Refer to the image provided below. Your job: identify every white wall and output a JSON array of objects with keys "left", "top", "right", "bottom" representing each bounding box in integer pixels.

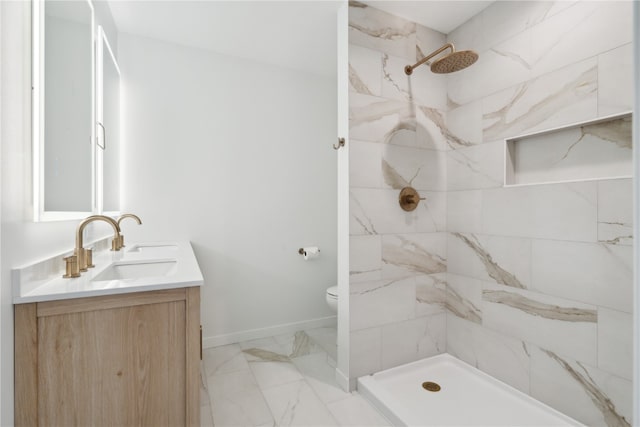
[{"left": 118, "top": 34, "right": 338, "bottom": 346}]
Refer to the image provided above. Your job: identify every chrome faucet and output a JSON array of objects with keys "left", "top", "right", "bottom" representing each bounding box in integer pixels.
[
  {"left": 116, "top": 213, "right": 142, "bottom": 248},
  {"left": 73, "top": 215, "right": 122, "bottom": 273}
]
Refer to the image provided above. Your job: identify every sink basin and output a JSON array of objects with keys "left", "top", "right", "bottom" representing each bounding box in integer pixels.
[
  {"left": 92, "top": 260, "right": 177, "bottom": 281},
  {"left": 127, "top": 244, "right": 178, "bottom": 254}
]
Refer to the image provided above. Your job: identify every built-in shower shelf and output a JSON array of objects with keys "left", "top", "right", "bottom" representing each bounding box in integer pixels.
[{"left": 504, "top": 112, "right": 632, "bottom": 187}]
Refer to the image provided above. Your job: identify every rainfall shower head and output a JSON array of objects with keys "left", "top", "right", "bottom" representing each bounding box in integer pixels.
[{"left": 404, "top": 43, "right": 478, "bottom": 75}]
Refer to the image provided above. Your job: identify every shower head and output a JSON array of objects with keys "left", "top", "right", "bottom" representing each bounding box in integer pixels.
[
  {"left": 404, "top": 43, "right": 478, "bottom": 75},
  {"left": 430, "top": 50, "right": 478, "bottom": 74}
]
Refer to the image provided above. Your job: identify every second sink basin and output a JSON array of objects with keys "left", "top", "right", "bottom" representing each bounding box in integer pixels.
[
  {"left": 92, "top": 260, "right": 177, "bottom": 281},
  {"left": 127, "top": 244, "right": 178, "bottom": 255}
]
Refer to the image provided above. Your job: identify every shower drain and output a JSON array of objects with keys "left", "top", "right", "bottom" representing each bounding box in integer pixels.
[{"left": 422, "top": 381, "right": 441, "bottom": 392}]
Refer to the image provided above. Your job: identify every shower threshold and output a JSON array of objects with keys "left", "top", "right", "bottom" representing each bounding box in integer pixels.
[{"left": 358, "top": 353, "right": 584, "bottom": 426}]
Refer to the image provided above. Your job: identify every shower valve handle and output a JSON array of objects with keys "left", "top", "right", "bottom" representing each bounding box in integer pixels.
[{"left": 399, "top": 187, "right": 425, "bottom": 212}]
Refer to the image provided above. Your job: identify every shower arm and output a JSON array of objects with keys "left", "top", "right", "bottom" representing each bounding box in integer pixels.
[{"left": 405, "top": 43, "right": 455, "bottom": 75}]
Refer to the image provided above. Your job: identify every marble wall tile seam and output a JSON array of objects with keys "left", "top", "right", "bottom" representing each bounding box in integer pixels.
[
  {"left": 444, "top": 311, "right": 532, "bottom": 394},
  {"left": 445, "top": 286, "right": 482, "bottom": 325},
  {"left": 462, "top": 57, "right": 598, "bottom": 123},
  {"left": 348, "top": 43, "right": 383, "bottom": 97},
  {"left": 596, "top": 306, "right": 633, "bottom": 380},
  {"left": 445, "top": 1, "right": 583, "bottom": 58},
  {"left": 348, "top": 1, "right": 417, "bottom": 61},
  {"left": 447, "top": 87, "right": 621, "bottom": 141},
  {"left": 457, "top": 227, "right": 599, "bottom": 246},
  {"left": 349, "top": 104, "right": 452, "bottom": 152},
  {"left": 530, "top": 345, "right": 632, "bottom": 427},
  {"left": 416, "top": 273, "right": 448, "bottom": 316},
  {"left": 596, "top": 178, "right": 633, "bottom": 247},
  {"left": 416, "top": 105, "right": 462, "bottom": 150},
  {"left": 448, "top": 245, "right": 631, "bottom": 316},
  {"left": 484, "top": 67, "right": 597, "bottom": 138},
  {"left": 482, "top": 288, "right": 597, "bottom": 323},
  {"left": 446, "top": 3, "right": 629, "bottom": 101},
  {"left": 455, "top": 275, "right": 601, "bottom": 321},
  {"left": 448, "top": 233, "right": 632, "bottom": 305},
  {"left": 446, "top": 266, "right": 632, "bottom": 320},
  {"left": 450, "top": 232, "right": 528, "bottom": 290},
  {"left": 449, "top": 231, "right": 629, "bottom": 251},
  {"left": 350, "top": 186, "right": 448, "bottom": 195},
  {"left": 446, "top": 319, "right": 629, "bottom": 426},
  {"left": 350, "top": 275, "right": 414, "bottom": 294},
  {"left": 446, "top": 146, "right": 504, "bottom": 191},
  {"left": 596, "top": 304, "right": 633, "bottom": 320},
  {"left": 528, "top": 48, "right": 630, "bottom": 91},
  {"left": 480, "top": 282, "right": 598, "bottom": 365}
]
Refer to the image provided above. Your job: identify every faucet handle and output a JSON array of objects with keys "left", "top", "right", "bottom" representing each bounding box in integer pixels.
[
  {"left": 85, "top": 248, "right": 95, "bottom": 268},
  {"left": 63, "top": 255, "right": 81, "bottom": 278}
]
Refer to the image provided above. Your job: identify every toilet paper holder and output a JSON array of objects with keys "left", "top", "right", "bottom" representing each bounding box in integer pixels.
[
  {"left": 298, "top": 247, "right": 320, "bottom": 255},
  {"left": 298, "top": 247, "right": 321, "bottom": 258}
]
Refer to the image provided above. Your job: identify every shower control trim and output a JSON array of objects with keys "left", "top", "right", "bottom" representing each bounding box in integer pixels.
[{"left": 399, "top": 187, "right": 425, "bottom": 212}]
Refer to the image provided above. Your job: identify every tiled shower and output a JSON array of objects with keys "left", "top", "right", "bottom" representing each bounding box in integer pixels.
[{"left": 346, "top": 2, "right": 633, "bottom": 426}]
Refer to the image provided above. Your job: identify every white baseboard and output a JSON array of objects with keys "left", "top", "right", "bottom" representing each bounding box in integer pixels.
[
  {"left": 335, "top": 367, "right": 353, "bottom": 392},
  {"left": 203, "top": 316, "right": 337, "bottom": 349}
]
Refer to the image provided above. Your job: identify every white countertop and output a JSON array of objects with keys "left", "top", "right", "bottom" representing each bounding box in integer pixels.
[{"left": 13, "top": 240, "right": 204, "bottom": 304}]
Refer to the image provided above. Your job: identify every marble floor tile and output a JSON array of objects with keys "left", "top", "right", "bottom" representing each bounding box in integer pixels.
[
  {"left": 274, "top": 330, "right": 325, "bottom": 359},
  {"left": 292, "top": 351, "right": 351, "bottom": 405},
  {"left": 304, "top": 327, "right": 338, "bottom": 361},
  {"left": 206, "top": 368, "right": 275, "bottom": 427},
  {"left": 326, "top": 393, "right": 391, "bottom": 427},
  {"left": 243, "top": 343, "right": 305, "bottom": 389},
  {"left": 203, "top": 343, "right": 250, "bottom": 377},
  {"left": 203, "top": 332, "right": 393, "bottom": 427},
  {"left": 239, "top": 336, "right": 279, "bottom": 350},
  {"left": 262, "top": 380, "right": 340, "bottom": 426},
  {"left": 200, "top": 362, "right": 215, "bottom": 427},
  {"left": 200, "top": 404, "right": 214, "bottom": 427},
  {"left": 208, "top": 368, "right": 261, "bottom": 398},
  {"left": 210, "top": 387, "right": 275, "bottom": 427}
]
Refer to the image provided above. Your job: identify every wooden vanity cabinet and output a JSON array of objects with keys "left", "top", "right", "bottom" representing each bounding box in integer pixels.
[{"left": 15, "top": 287, "right": 200, "bottom": 427}]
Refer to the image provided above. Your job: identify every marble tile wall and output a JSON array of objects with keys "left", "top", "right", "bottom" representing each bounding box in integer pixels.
[
  {"left": 347, "top": 1, "right": 449, "bottom": 378},
  {"left": 443, "top": 2, "right": 633, "bottom": 426},
  {"left": 348, "top": 2, "right": 633, "bottom": 426}
]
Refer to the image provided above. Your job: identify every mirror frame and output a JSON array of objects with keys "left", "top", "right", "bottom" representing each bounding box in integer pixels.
[
  {"left": 32, "top": 0, "right": 96, "bottom": 221},
  {"left": 96, "top": 25, "right": 121, "bottom": 217}
]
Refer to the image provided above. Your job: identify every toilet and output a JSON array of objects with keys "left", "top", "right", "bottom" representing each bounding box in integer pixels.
[{"left": 325, "top": 286, "right": 338, "bottom": 312}]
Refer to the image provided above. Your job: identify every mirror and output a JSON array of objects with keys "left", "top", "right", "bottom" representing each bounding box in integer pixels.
[
  {"left": 97, "top": 26, "right": 120, "bottom": 214},
  {"left": 33, "top": 0, "right": 95, "bottom": 221}
]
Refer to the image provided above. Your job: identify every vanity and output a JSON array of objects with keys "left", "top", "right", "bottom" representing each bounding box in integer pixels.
[{"left": 13, "top": 240, "right": 203, "bottom": 426}]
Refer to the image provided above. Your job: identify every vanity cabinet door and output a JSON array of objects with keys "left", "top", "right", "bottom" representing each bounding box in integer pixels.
[{"left": 15, "top": 287, "right": 200, "bottom": 426}]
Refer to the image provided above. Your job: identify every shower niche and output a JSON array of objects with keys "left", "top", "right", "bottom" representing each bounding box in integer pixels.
[{"left": 504, "top": 112, "right": 632, "bottom": 186}]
